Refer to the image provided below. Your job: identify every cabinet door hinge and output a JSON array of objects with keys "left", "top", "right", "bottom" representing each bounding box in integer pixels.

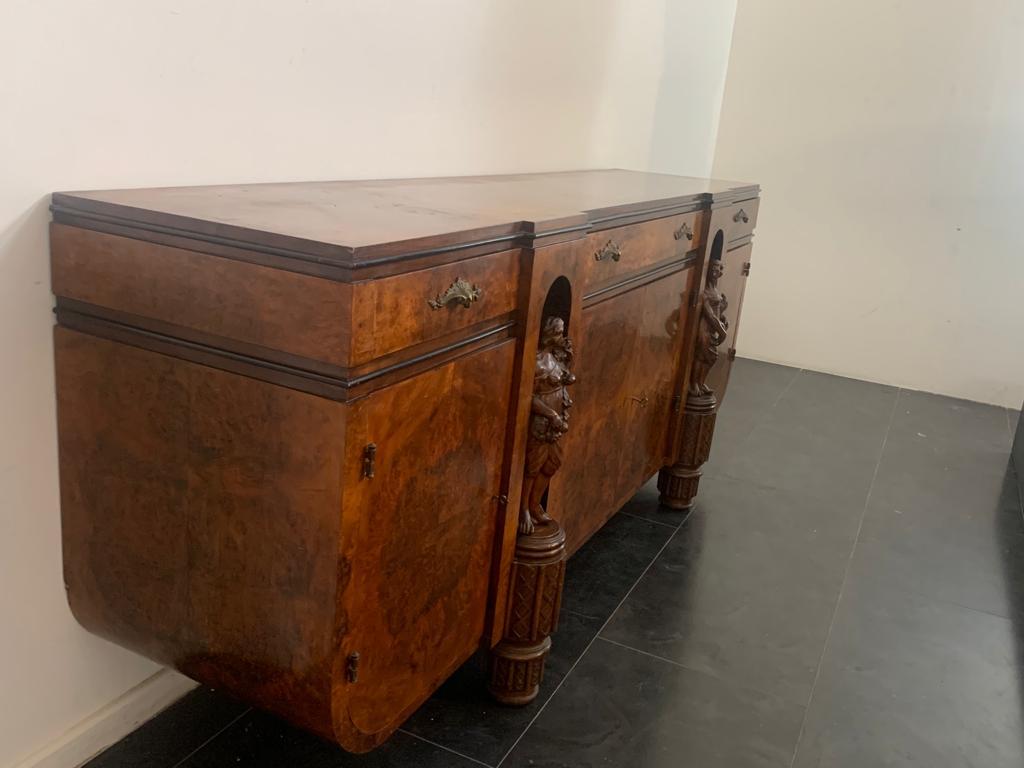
[
  {"left": 671, "top": 394, "right": 683, "bottom": 414},
  {"left": 361, "top": 444, "right": 377, "bottom": 479},
  {"left": 689, "top": 290, "right": 699, "bottom": 309},
  {"left": 346, "top": 651, "right": 360, "bottom": 683},
  {"left": 493, "top": 494, "right": 509, "bottom": 507},
  {"left": 742, "top": 261, "right": 751, "bottom": 276}
]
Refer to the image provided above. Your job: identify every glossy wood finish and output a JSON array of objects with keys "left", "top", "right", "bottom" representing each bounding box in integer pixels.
[
  {"left": 51, "top": 170, "right": 760, "bottom": 752},
  {"left": 582, "top": 211, "right": 703, "bottom": 293},
  {"left": 56, "top": 329, "right": 344, "bottom": 739},
  {"left": 335, "top": 341, "right": 515, "bottom": 750}
]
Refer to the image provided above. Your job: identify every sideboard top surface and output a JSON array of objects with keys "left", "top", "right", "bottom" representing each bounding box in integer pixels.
[{"left": 52, "top": 169, "right": 758, "bottom": 268}]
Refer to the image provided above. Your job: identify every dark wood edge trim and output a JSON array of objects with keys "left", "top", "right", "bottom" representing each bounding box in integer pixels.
[
  {"left": 51, "top": 187, "right": 758, "bottom": 276},
  {"left": 709, "top": 192, "right": 760, "bottom": 211},
  {"left": 54, "top": 297, "right": 518, "bottom": 382},
  {"left": 582, "top": 252, "right": 698, "bottom": 308},
  {"left": 55, "top": 307, "right": 516, "bottom": 400},
  {"left": 587, "top": 200, "right": 704, "bottom": 229}
]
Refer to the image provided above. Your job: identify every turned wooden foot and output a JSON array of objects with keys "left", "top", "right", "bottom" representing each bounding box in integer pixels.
[
  {"left": 487, "top": 520, "right": 566, "bottom": 705},
  {"left": 658, "top": 391, "right": 717, "bottom": 510}
]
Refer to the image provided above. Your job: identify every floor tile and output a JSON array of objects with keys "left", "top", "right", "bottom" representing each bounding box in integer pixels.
[
  {"left": 709, "top": 358, "right": 801, "bottom": 459},
  {"left": 852, "top": 472, "right": 1024, "bottom": 620},
  {"left": 603, "top": 477, "right": 859, "bottom": 706},
  {"left": 617, "top": 475, "right": 690, "bottom": 528},
  {"left": 178, "top": 710, "right": 483, "bottom": 768},
  {"left": 560, "top": 511, "right": 676, "bottom": 623},
  {"left": 401, "top": 609, "right": 601, "bottom": 766},
  {"left": 83, "top": 687, "right": 248, "bottom": 768},
  {"left": 709, "top": 371, "right": 896, "bottom": 506},
  {"left": 502, "top": 638, "right": 804, "bottom": 768},
  {"left": 893, "top": 388, "right": 1013, "bottom": 451},
  {"left": 792, "top": 576, "right": 1024, "bottom": 768}
]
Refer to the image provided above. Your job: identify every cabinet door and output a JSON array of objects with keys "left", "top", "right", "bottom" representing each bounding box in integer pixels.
[
  {"left": 557, "top": 288, "right": 643, "bottom": 553},
  {"left": 707, "top": 242, "right": 751, "bottom": 401},
  {"left": 335, "top": 340, "right": 515, "bottom": 745},
  {"left": 619, "top": 268, "right": 697, "bottom": 490}
]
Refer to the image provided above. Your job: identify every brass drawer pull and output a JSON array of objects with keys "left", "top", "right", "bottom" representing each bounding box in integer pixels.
[
  {"left": 428, "top": 277, "right": 481, "bottom": 310},
  {"left": 733, "top": 208, "right": 749, "bottom": 224},
  {"left": 594, "top": 240, "right": 622, "bottom": 262},
  {"left": 673, "top": 222, "right": 693, "bottom": 241},
  {"left": 630, "top": 392, "right": 649, "bottom": 408}
]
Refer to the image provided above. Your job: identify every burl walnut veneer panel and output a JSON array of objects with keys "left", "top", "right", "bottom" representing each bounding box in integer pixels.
[{"left": 51, "top": 169, "right": 759, "bottom": 752}]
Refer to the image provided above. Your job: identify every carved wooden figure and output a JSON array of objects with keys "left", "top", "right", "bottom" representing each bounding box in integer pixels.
[
  {"left": 50, "top": 170, "right": 758, "bottom": 751},
  {"left": 488, "top": 313, "right": 574, "bottom": 704}
]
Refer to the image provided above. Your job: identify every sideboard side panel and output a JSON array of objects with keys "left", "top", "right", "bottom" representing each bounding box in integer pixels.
[{"left": 55, "top": 328, "right": 345, "bottom": 738}]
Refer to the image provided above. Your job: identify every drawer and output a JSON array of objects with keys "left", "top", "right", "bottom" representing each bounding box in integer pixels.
[
  {"left": 725, "top": 198, "right": 760, "bottom": 242},
  {"left": 349, "top": 249, "right": 519, "bottom": 367},
  {"left": 583, "top": 211, "right": 703, "bottom": 293}
]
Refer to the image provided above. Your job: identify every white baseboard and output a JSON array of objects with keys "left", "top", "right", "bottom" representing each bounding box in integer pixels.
[{"left": 8, "top": 669, "right": 198, "bottom": 768}]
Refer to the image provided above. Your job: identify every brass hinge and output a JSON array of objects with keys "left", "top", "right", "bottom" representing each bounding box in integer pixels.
[
  {"left": 742, "top": 261, "right": 751, "bottom": 276},
  {"left": 671, "top": 394, "right": 683, "bottom": 413},
  {"left": 346, "top": 651, "right": 360, "bottom": 683},
  {"left": 689, "top": 290, "right": 699, "bottom": 309},
  {"left": 361, "top": 443, "right": 376, "bottom": 479},
  {"left": 493, "top": 494, "right": 509, "bottom": 507}
]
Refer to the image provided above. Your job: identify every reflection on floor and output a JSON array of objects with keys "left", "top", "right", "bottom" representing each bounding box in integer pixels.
[{"left": 85, "top": 359, "right": 1024, "bottom": 767}]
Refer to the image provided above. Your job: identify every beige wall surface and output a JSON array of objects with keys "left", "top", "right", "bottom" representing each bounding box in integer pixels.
[
  {"left": 0, "top": 1, "right": 738, "bottom": 765},
  {"left": 713, "top": 0, "right": 1024, "bottom": 408}
]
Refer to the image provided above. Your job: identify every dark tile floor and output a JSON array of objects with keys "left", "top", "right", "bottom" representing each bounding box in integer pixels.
[{"left": 84, "top": 359, "right": 1024, "bottom": 767}]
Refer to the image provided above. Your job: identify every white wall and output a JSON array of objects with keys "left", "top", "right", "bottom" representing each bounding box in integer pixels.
[
  {"left": 0, "top": 1, "right": 737, "bottom": 765},
  {"left": 713, "top": 0, "right": 1024, "bottom": 408}
]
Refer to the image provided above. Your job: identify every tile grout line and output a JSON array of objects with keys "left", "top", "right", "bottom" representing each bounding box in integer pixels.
[
  {"left": 397, "top": 728, "right": 495, "bottom": 767},
  {"left": 167, "top": 707, "right": 252, "bottom": 768},
  {"left": 594, "top": 635, "right": 801, "bottom": 709},
  {"left": 618, "top": 509, "right": 682, "bottom": 529},
  {"left": 704, "top": 364, "right": 803, "bottom": 472},
  {"left": 786, "top": 386, "right": 901, "bottom": 768},
  {"left": 493, "top": 521, "right": 685, "bottom": 768}
]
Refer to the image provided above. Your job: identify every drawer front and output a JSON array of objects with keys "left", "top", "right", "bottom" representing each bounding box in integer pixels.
[
  {"left": 725, "top": 198, "right": 760, "bottom": 243},
  {"left": 350, "top": 249, "right": 519, "bottom": 367},
  {"left": 51, "top": 223, "right": 352, "bottom": 368},
  {"left": 583, "top": 211, "right": 702, "bottom": 293}
]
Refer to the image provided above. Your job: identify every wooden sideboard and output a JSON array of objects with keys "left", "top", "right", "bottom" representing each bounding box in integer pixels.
[{"left": 50, "top": 170, "right": 759, "bottom": 752}]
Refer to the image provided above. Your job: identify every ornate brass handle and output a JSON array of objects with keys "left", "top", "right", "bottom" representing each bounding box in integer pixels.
[
  {"left": 594, "top": 240, "right": 622, "bottom": 262},
  {"left": 428, "top": 277, "right": 481, "bottom": 310},
  {"left": 630, "top": 392, "right": 649, "bottom": 408},
  {"left": 673, "top": 222, "right": 693, "bottom": 241},
  {"left": 733, "top": 208, "right": 749, "bottom": 224}
]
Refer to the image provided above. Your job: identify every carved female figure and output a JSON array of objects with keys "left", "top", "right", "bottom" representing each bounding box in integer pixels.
[
  {"left": 519, "top": 316, "right": 576, "bottom": 535},
  {"left": 689, "top": 259, "right": 729, "bottom": 397}
]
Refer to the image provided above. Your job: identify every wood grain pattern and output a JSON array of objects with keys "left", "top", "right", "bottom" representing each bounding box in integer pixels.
[
  {"left": 582, "top": 211, "right": 703, "bottom": 294},
  {"left": 51, "top": 223, "right": 352, "bottom": 367},
  {"left": 51, "top": 169, "right": 761, "bottom": 753},
  {"left": 56, "top": 328, "right": 345, "bottom": 739},
  {"left": 52, "top": 170, "right": 757, "bottom": 268},
  {"left": 333, "top": 340, "right": 515, "bottom": 750},
  {"left": 725, "top": 198, "right": 760, "bottom": 243},
  {"left": 350, "top": 249, "right": 519, "bottom": 366}
]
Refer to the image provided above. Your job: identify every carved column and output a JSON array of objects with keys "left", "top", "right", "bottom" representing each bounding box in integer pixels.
[
  {"left": 489, "top": 315, "right": 574, "bottom": 705},
  {"left": 659, "top": 259, "right": 728, "bottom": 511},
  {"left": 487, "top": 521, "right": 566, "bottom": 704},
  {"left": 658, "top": 392, "right": 716, "bottom": 509}
]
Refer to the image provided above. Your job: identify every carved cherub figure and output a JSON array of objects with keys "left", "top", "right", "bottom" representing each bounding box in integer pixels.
[
  {"left": 519, "top": 316, "right": 576, "bottom": 535},
  {"left": 689, "top": 259, "right": 729, "bottom": 397}
]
